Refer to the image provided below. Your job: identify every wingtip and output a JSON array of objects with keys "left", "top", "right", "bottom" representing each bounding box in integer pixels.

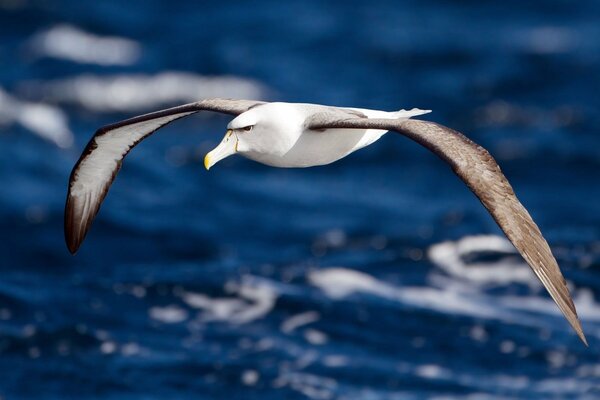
[
  {"left": 564, "top": 306, "right": 588, "bottom": 346},
  {"left": 64, "top": 197, "right": 82, "bottom": 255},
  {"left": 558, "top": 299, "right": 588, "bottom": 347},
  {"left": 66, "top": 238, "right": 80, "bottom": 255},
  {"left": 574, "top": 321, "right": 588, "bottom": 347},
  {"left": 560, "top": 288, "right": 588, "bottom": 347},
  {"left": 64, "top": 223, "right": 81, "bottom": 255}
]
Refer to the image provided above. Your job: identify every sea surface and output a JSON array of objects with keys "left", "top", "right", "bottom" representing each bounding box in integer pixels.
[{"left": 1, "top": 1, "right": 600, "bottom": 398}]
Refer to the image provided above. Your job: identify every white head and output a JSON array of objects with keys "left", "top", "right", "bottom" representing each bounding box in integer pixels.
[{"left": 204, "top": 103, "right": 303, "bottom": 169}]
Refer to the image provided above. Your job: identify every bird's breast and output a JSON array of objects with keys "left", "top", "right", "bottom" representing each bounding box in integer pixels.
[{"left": 243, "top": 128, "right": 388, "bottom": 168}]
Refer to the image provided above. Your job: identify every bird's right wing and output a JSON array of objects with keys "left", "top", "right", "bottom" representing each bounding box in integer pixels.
[
  {"left": 65, "top": 98, "right": 265, "bottom": 254},
  {"left": 307, "top": 113, "right": 587, "bottom": 345}
]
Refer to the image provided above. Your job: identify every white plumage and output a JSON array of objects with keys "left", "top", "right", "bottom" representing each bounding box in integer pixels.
[{"left": 212, "top": 102, "right": 430, "bottom": 168}]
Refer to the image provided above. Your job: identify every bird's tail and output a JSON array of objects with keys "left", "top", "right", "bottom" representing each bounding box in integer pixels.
[
  {"left": 392, "top": 108, "right": 432, "bottom": 119},
  {"left": 352, "top": 107, "right": 432, "bottom": 120}
]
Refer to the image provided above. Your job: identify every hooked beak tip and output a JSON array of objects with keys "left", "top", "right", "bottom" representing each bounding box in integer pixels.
[{"left": 204, "top": 129, "right": 236, "bottom": 171}]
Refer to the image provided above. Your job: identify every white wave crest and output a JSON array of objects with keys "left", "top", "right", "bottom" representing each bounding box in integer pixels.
[
  {"left": 0, "top": 87, "right": 73, "bottom": 148},
  {"left": 21, "top": 72, "right": 268, "bottom": 113},
  {"left": 309, "top": 261, "right": 600, "bottom": 341},
  {"left": 427, "top": 234, "right": 539, "bottom": 288},
  {"left": 309, "top": 267, "right": 506, "bottom": 321},
  {"left": 28, "top": 24, "right": 141, "bottom": 66},
  {"left": 181, "top": 277, "right": 277, "bottom": 324},
  {"left": 273, "top": 372, "right": 337, "bottom": 400},
  {"left": 148, "top": 305, "right": 188, "bottom": 324},
  {"left": 281, "top": 311, "right": 321, "bottom": 333},
  {"left": 428, "top": 235, "right": 600, "bottom": 323}
]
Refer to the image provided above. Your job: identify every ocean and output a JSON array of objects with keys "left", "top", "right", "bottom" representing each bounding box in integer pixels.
[{"left": 1, "top": 0, "right": 599, "bottom": 398}]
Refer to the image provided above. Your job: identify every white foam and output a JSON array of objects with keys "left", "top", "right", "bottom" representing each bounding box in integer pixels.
[
  {"left": 121, "top": 342, "right": 141, "bottom": 357},
  {"left": 148, "top": 305, "right": 188, "bottom": 324},
  {"left": 309, "top": 268, "right": 505, "bottom": 321},
  {"left": 309, "top": 264, "right": 600, "bottom": 341},
  {"left": 273, "top": 372, "right": 337, "bottom": 400},
  {"left": 309, "top": 267, "right": 391, "bottom": 300},
  {"left": 241, "top": 370, "right": 260, "bottom": 386},
  {"left": 500, "top": 287, "right": 600, "bottom": 323},
  {"left": 429, "top": 235, "right": 600, "bottom": 324},
  {"left": 570, "top": 288, "right": 600, "bottom": 321},
  {"left": 322, "top": 355, "right": 348, "bottom": 368},
  {"left": 310, "top": 232, "right": 600, "bottom": 343},
  {"left": 100, "top": 341, "right": 117, "bottom": 354},
  {"left": 0, "top": 87, "right": 73, "bottom": 148},
  {"left": 183, "top": 292, "right": 247, "bottom": 321},
  {"left": 181, "top": 277, "right": 277, "bottom": 324},
  {"left": 427, "top": 235, "right": 538, "bottom": 288},
  {"left": 413, "top": 362, "right": 598, "bottom": 398},
  {"left": 28, "top": 24, "right": 141, "bottom": 66},
  {"left": 415, "top": 364, "right": 451, "bottom": 380},
  {"left": 23, "top": 72, "right": 267, "bottom": 113},
  {"left": 304, "top": 329, "right": 328, "bottom": 345},
  {"left": 281, "top": 311, "right": 321, "bottom": 333}
]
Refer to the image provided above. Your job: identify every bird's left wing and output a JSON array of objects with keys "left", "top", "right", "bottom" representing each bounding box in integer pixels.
[
  {"left": 65, "top": 99, "right": 264, "bottom": 254},
  {"left": 307, "top": 112, "right": 587, "bottom": 345}
]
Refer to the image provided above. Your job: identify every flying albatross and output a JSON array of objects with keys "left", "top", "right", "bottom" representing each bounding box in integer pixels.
[{"left": 64, "top": 98, "right": 587, "bottom": 345}]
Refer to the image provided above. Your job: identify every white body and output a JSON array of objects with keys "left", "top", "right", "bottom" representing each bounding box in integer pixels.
[{"left": 226, "top": 102, "right": 430, "bottom": 168}]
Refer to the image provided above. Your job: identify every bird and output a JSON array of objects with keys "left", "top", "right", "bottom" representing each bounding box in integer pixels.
[{"left": 64, "top": 98, "right": 587, "bottom": 345}]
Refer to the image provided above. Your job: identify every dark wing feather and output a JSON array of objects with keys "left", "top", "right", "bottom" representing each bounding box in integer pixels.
[
  {"left": 307, "top": 114, "right": 587, "bottom": 345},
  {"left": 65, "top": 99, "right": 264, "bottom": 254}
]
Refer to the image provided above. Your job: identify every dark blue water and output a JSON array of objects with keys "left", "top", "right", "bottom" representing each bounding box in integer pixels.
[{"left": 1, "top": 1, "right": 600, "bottom": 398}]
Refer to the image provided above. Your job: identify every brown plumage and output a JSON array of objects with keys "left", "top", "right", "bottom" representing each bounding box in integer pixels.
[{"left": 307, "top": 114, "right": 587, "bottom": 345}]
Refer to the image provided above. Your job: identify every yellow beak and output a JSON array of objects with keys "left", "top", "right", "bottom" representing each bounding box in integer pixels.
[{"left": 204, "top": 130, "right": 237, "bottom": 170}]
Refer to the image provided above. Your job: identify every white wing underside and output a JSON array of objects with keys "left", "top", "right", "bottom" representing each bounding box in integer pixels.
[
  {"left": 67, "top": 113, "right": 193, "bottom": 244},
  {"left": 65, "top": 99, "right": 264, "bottom": 253}
]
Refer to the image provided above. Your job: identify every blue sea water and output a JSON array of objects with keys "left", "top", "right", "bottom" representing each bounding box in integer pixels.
[{"left": 1, "top": 0, "right": 600, "bottom": 398}]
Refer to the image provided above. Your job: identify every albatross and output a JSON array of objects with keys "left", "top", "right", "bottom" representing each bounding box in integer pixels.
[{"left": 64, "top": 98, "right": 587, "bottom": 345}]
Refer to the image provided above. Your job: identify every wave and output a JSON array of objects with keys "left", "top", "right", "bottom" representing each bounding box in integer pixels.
[
  {"left": 180, "top": 276, "right": 277, "bottom": 325},
  {"left": 309, "top": 267, "right": 512, "bottom": 322},
  {"left": 427, "top": 234, "right": 539, "bottom": 288},
  {"left": 27, "top": 24, "right": 141, "bottom": 66},
  {"left": 281, "top": 311, "right": 321, "bottom": 334},
  {"left": 309, "top": 234, "right": 600, "bottom": 339},
  {"left": 0, "top": 86, "right": 73, "bottom": 148},
  {"left": 20, "top": 72, "right": 269, "bottom": 113}
]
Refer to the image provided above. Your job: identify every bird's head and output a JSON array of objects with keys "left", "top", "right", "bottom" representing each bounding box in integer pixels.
[{"left": 204, "top": 103, "right": 301, "bottom": 169}]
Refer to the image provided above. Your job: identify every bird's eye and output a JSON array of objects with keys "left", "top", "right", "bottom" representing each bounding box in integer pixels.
[{"left": 242, "top": 125, "right": 253, "bottom": 132}]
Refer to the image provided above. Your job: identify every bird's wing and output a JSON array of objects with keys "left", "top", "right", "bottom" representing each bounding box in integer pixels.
[
  {"left": 65, "top": 98, "right": 265, "bottom": 254},
  {"left": 307, "top": 113, "right": 587, "bottom": 345}
]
